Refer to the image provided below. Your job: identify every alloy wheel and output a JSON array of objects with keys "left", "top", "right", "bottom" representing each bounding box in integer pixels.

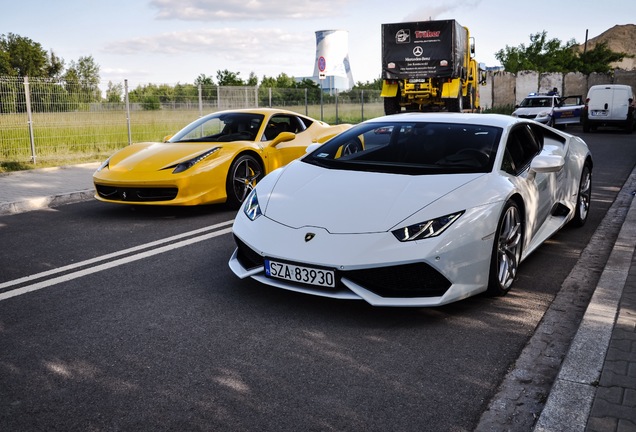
[
  {"left": 232, "top": 157, "right": 262, "bottom": 203},
  {"left": 497, "top": 204, "right": 522, "bottom": 289}
]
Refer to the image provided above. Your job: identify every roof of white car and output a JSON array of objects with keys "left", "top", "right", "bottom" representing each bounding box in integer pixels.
[{"left": 367, "top": 112, "right": 522, "bottom": 128}]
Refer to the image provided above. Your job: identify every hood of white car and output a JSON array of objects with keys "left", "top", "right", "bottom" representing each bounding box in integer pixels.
[
  {"left": 513, "top": 107, "right": 549, "bottom": 116},
  {"left": 262, "top": 161, "right": 484, "bottom": 234}
]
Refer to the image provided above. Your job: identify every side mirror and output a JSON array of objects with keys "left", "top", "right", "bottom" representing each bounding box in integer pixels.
[
  {"left": 163, "top": 135, "right": 173, "bottom": 143},
  {"left": 479, "top": 71, "right": 487, "bottom": 85},
  {"left": 269, "top": 131, "right": 295, "bottom": 146},
  {"left": 305, "top": 143, "right": 322, "bottom": 154},
  {"left": 530, "top": 154, "right": 564, "bottom": 173}
]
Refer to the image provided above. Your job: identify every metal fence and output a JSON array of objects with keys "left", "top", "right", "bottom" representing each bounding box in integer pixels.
[{"left": 0, "top": 76, "right": 384, "bottom": 164}]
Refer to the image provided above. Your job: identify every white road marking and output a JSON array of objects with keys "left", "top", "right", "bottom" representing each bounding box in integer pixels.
[{"left": 0, "top": 221, "right": 234, "bottom": 302}]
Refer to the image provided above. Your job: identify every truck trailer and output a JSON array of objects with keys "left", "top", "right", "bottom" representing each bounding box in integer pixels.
[{"left": 381, "top": 19, "right": 482, "bottom": 114}]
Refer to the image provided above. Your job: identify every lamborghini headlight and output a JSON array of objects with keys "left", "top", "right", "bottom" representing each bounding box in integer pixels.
[
  {"left": 243, "top": 189, "right": 262, "bottom": 221},
  {"left": 170, "top": 147, "right": 220, "bottom": 174},
  {"left": 392, "top": 211, "right": 464, "bottom": 242}
]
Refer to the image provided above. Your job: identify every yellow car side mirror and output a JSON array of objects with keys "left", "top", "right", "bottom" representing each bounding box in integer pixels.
[{"left": 270, "top": 131, "right": 295, "bottom": 146}]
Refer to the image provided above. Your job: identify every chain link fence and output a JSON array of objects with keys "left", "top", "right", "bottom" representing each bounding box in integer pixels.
[{"left": 0, "top": 76, "right": 383, "bottom": 164}]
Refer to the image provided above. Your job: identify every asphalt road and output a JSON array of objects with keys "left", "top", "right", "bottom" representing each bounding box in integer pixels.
[{"left": 0, "top": 127, "right": 634, "bottom": 431}]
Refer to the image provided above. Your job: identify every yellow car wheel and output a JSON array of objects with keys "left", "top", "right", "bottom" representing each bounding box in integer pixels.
[{"left": 226, "top": 154, "right": 263, "bottom": 209}]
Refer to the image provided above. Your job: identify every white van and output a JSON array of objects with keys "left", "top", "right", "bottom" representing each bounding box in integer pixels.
[{"left": 582, "top": 84, "right": 635, "bottom": 133}]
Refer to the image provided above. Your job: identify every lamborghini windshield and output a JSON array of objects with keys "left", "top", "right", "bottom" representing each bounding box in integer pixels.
[
  {"left": 304, "top": 121, "right": 502, "bottom": 175},
  {"left": 169, "top": 112, "right": 265, "bottom": 143}
]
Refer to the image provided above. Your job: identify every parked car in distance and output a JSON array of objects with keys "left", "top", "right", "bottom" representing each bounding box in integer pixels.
[
  {"left": 582, "top": 84, "right": 635, "bottom": 133},
  {"left": 512, "top": 93, "right": 584, "bottom": 128}
]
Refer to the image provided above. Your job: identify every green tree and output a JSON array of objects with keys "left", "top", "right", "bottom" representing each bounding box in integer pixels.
[
  {"left": 65, "top": 56, "right": 100, "bottom": 87},
  {"left": 216, "top": 69, "right": 244, "bottom": 86},
  {"left": 0, "top": 49, "right": 11, "bottom": 76},
  {"left": 577, "top": 42, "right": 632, "bottom": 74},
  {"left": 260, "top": 75, "right": 277, "bottom": 88},
  {"left": 173, "top": 82, "right": 199, "bottom": 104},
  {"left": 191, "top": 75, "right": 215, "bottom": 102},
  {"left": 142, "top": 95, "right": 161, "bottom": 110},
  {"left": 274, "top": 72, "right": 295, "bottom": 88},
  {"left": 46, "top": 50, "right": 65, "bottom": 79},
  {"left": 495, "top": 31, "right": 629, "bottom": 75},
  {"left": 495, "top": 31, "right": 577, "bottom": 73},
  {"left": 246, "top": 71, "right": 258, "bottom": 86},
  {"left": 129, "top": 82, "right": 191, "bottom": 109},
  {"left": 64, "top": 55, "right": 101, "bottom": 102},
  {"left": 294, "top": 78, "right": 321, "bottom": 101},
  {"left": 105, "top": 81, "right": 123, "bottom": 103},
  {"left": 353, "top": 77, "right": 382, "bottom": 90},
  {"left": 194, "top": 73, "right": 214, "bottom": 86},
  {"left": 0, "top": 33, "right": 48, "bottom": 76}
]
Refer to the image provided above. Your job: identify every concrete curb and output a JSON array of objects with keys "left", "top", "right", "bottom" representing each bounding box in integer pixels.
[
  {"left": 533, "top": 188, "right": 636, "bottom": 431},
  {"left": 476, "top": 167, "right": 636, "bottom": 431},
  {"left": 0, "top": 189, "right": 94, "bottom": 216}
]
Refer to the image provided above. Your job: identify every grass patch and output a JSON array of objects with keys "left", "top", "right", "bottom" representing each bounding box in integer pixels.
[
  {"left": 483, "top": 104, "right": 515, "bottom": 115},
  {"left": 0, "top": 153, "right": 108, "bottom": 173}
]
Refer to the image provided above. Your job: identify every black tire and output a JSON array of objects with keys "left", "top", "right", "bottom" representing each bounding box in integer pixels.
[
  {"left": 384, "top": 96, "right": 401, "bottom": 115},
  {"left": 625, "top": 112, "right": 634, "bottom": 134},
  {"left": 582, "top": 117, "right": 591, "bottom": 133},
  {"left": 487, "top": 200, "right": 523, "bottom": 296},
  {"left": 225, "top": 154, "right": 263, "bottom": 209},
  {"left": 569, "top": 163, "right": 592, "bottom": 227},
  {"left": 462, "top": 84, "right": 474, "bottom": 111},
  {"left": 447, "top": 92, "right": 463, "bottom": 113}
]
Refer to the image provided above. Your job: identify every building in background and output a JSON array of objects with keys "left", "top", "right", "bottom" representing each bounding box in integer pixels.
[{"left": 311, "top": 30, "right": 355, "bottom": 93}]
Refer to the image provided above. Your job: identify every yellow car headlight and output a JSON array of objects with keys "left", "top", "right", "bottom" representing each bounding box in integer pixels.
[{"left": 168, "top": 147, "right": 220, "bottom": 174}]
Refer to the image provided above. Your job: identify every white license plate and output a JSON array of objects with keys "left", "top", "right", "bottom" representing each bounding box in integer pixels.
[
  {"left": 264, "top": 259, "right": 336, "bottom": 288},
  {"left": 591, "top": 110, "right": 608, "bottom": 116}
]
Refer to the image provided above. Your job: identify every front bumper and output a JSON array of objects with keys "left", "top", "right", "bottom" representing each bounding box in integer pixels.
[{"left": 229, "top": 205, "right": 499, "bottom": 307}]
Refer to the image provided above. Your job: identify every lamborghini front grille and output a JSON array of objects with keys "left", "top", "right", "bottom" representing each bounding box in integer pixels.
[
  {"left": 345, "top": 262, "right": 451, "bottom": 298},
  {"left": 234, "top": 235, "right": 263, "bottom": 270}
]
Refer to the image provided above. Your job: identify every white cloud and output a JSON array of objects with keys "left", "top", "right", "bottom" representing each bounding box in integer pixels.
[
  {"left": 103, "top": 28, "right": 313, "bottom": 59},
  {"left": 149, "top": 0, "right": 353, "bottom": 21},
  {"left": 402, "top": 0, "right": 482, "bottom": 22},
  {"left": 101, "top": 27, "right": 317, "bottom": 83}
]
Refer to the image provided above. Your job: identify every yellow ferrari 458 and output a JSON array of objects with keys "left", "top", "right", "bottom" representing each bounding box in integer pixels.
[{"left": 93, "top": 108, "right": 351, "bottom": 208}]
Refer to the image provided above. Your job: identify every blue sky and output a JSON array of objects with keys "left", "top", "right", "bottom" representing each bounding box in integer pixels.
[{"left": 1, "top": 0, "right": 634, "bottom": 88}]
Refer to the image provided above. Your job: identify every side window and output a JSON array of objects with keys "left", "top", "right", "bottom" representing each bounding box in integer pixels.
[
  {"left": 298, "top": 116, "right": 313, "bottom": 129},
  {"left": 263, "top": 115, "right": 293, "bottom": 141},
  {"left": 502, "top": 125, "right": 541, "bottom": 175},
  {"left": 288, "top": 115, "right": 307, "bottom": 134}
]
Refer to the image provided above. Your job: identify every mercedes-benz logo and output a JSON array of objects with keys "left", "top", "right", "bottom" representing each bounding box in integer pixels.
[
  {"left": 413, "top": 46, "right": 424, "bottom": 57},
  {"left": 305, "top": 233, "right": 316, "bottom": 242}
]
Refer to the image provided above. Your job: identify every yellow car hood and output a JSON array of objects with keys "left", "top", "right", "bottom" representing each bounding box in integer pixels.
[{"left": 108, "top": 141, "right": 223, "bottom": 173}]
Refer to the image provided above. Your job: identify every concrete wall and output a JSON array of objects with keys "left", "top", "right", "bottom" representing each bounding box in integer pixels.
[{"left": 480, "top": 69, "right": 636, "bottom": 110}]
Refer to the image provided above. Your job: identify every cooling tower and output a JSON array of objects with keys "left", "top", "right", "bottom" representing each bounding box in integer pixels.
[{"left": 313, "top": 30, "right": 355, "bottom": 91}]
